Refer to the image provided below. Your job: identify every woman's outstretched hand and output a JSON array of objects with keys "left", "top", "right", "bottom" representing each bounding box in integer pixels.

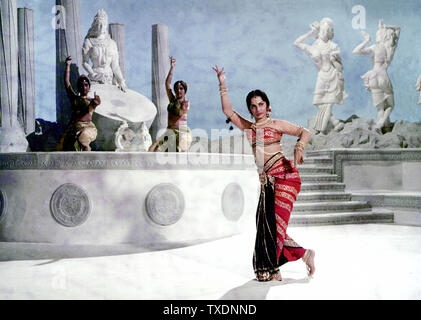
[
  {"left": 93, "top": 92, "right": 101, "bottom": 106},
  {"left": 212, "top": 65, "right": 226, "bottom": 84},
  {"left": 169, "top": 56, "right": 176, "bottom": 68},
  {"left": 294, "top": 149, "right": 305, "bottom": 166}
]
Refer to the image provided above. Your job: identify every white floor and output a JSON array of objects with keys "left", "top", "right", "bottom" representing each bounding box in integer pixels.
[{"left": 0, "top": 223, "right": 420, "bottom": 300}]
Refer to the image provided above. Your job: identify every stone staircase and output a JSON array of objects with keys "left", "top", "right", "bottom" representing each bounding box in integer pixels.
[{"left": 290, "top": 151, "right": 394, "bottom": 226}]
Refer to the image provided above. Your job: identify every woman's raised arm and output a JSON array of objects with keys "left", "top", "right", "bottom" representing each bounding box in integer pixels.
[
  {"left": 64, "top": 56, "right": 77, "bottom": 100},
  {"left": 166, "top": 56, "right": 176, "bottom": 101},
  {"left": 212, "top": 65, "right": 252, "bottom": 131}
]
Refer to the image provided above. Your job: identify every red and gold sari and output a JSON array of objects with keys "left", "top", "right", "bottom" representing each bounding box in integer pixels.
[{"left": 247, "top": 125, "right": 306, "bottom": 281}]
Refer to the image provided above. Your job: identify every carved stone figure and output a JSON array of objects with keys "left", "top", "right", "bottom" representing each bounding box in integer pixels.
[
  {"left": 114, "top": 121, "right": 152, "bottom": 152},
  {"left": 294, "top": 18, "right": 347, "bottom": 135},
  {"left": 353, "top": 20, "right": 400, "bottom": 131},
  {"left": 82, "top": 9, "right": 126, "bottom": 91},
  {"left": 81, "top": 9, "right": 156, "bottom": 151}
]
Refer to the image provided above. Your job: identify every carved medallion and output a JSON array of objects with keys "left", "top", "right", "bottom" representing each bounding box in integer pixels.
[
  {"left": 50, "top": 184, "right": 91, "bottom": 227},
  {"left": 0, "top": 190, "right": 7, "bottom": 223},
  {"left": 146, "top": 183, "right": 184, "bottom": 226},
  {"left": 222, "top": 183, "right": 245, "bottom": 221}
]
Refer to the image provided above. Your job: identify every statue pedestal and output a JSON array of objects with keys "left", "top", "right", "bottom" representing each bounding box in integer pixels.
[
  {"left": 0, "top": 127, "right": 29, "bottom": 152},
  {"left": 0, "top": 152, "right": 257, "bottom": 247},
  {"left": 89, "top": 83, "right": 157, "bottom": 151}
]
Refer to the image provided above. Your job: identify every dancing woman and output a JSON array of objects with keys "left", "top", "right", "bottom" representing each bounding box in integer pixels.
[
  {"left": 212, "top": 65, "right": 315, "bottom": 281},
  {"left": 56, "top": 56, "right": 101, "bottom": 151},
  {"left": 149, "top": 56, "right": 193, "bottom": 152}
]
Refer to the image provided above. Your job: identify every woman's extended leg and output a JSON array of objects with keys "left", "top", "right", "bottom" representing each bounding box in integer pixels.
[
  {"left": 302, "top": 249, "right": 316, "bottom": 276},
  {"left": 274, "top": 179, "right": 306, "bottom": 265}
]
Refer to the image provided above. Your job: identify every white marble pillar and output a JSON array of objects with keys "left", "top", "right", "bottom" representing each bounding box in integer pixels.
[
  {"left": 109, "top": 23, "right": 126, "bottom": 80},
  {"left": 150, "top": 24, "right": 170, "bottom": 141},
  {"left": 18, "top": 8, "right": 35, "bottom": 135},
  {"left": 55, "top": 0, "right": 83, "bottom": 127},
  {"left": 0, "top": 0, "right": 28, "bottom": 152}
]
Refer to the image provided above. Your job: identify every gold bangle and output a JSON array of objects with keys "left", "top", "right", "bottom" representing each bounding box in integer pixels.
[
  {"left": 294, "top": 141, "right": 305, "bottom": 151},
  {"left": 219, "top": 87, "right": 228, "bottom": 96}
]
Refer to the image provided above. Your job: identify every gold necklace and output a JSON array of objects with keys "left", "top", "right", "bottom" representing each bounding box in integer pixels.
[{"left": 254, "top": 117, "right": 271, "bottom": 127}]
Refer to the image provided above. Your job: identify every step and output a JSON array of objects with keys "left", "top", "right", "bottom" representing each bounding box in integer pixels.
[
  {"left": 290, "top": 211, "right": 394, "bottom": 226},
  {"left": 297, "top": 166, "right": 334, "bottom": 175},
  {"left": 303, "top": 157, "right": 333, "bottom": 167},
  {"left": 297, "top": 192, "right": 352, "bottom": 202},
  {"left": 293, "top": 201, "right": 371, "bottom": 214},
  {"left": 301, "top": 182, "right": 346, "bottom": 191},
  {"left": 306, "top": 150, "right": 335, "bottom": 158},
  {"left": 351, "top": 192, "right": 421, "bottom": 210},
  {"left": 300, "top": 174, "right": 338, "bottom": 182}
]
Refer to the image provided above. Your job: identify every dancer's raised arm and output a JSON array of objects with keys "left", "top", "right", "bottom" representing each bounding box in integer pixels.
[
  {"left": 166, "top": 56, "right": 176, "bottom": 101},
  {"left": 212, "top": 65, "right": 252, "bottom": 131},
  {"left": 64, "top": 56, "right": 77, "bottom": 100}
]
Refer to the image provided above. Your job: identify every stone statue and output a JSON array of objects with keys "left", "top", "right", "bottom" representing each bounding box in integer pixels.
[
  {"left": 353, "top": 20, "right": 400, "bottom": 131},
  {"left": 80, "top": 9, "right": 156, "bottom": 151},
  {"left": 416, "top": 75, "right": 421, "bottom": 104},
  {"left": 294, "top": 18, "right": 347, "bottom": 135},
  {"left": 115, "top": 121, "right": 152, "bottom": 152},
  {"left": 82, "top": 9, "right": 127, "bottom": 92}
]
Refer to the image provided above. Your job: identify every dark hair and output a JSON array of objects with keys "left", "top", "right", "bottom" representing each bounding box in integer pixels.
[
  {"left": 77, "top": 75, "right": 91, "bottom": 93},
  {"left": 246, "top": 89, "right": 270, "bottom": 115},
  {"left": 174, "top": 80, "right": 188, "bottom": 94}
]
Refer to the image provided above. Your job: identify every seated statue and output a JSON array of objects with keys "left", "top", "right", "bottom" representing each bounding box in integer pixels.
[
  {"left": 81, "top": 9, "right": 156, "bottom": 151},
  {"left": 82, "top": 9, "right": 127, "bottom": 92}
]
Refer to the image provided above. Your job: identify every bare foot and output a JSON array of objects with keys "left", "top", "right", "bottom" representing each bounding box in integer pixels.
[
  {"left": 303, "top": 249, "right": 316, "bottom": 277},
  {"left": 272, "top": 272, "right": 282, "bottom": 281}
]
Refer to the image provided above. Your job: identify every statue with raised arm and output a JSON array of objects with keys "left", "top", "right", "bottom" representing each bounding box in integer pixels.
[
  {"left": 353, "top": 20, "right": 400, "bottom": 131},
  {"left": 294, "top": 18, "right": 347, "bottom": 135},
  {"left": 82, "top": 9, "right": 127, "bottom": 92}
]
